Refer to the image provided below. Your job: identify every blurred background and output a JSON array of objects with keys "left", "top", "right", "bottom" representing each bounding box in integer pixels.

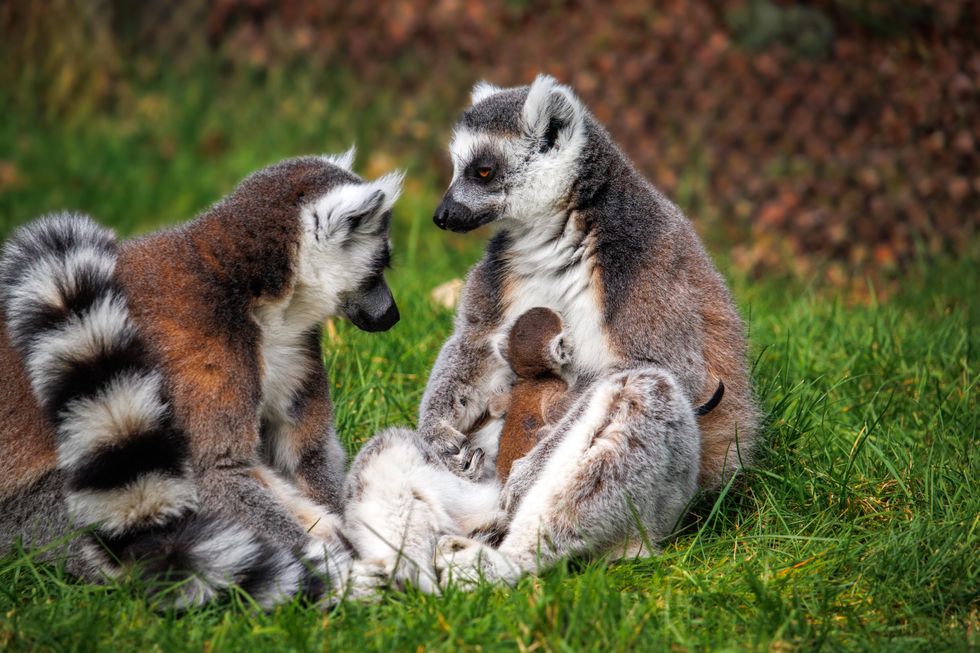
[{"left": 1, "top": 0, "right": 977, "bottom": 299}]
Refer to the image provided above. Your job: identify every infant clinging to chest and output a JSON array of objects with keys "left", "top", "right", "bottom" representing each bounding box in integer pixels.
[{"left": 493, "top": 307, "right": 575, "bottom": 483}]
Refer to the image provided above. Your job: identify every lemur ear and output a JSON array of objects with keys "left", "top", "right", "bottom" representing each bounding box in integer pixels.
[
  {"left": 346, "top": 170, "right": 404, "bottom": 230},
  {"left": 520, "top": 74, "right": 585, "bottom": 153},
  {"left": 322, "top": 145, "right": 356, "bottom": 172},
  {"left": 311, "top": 171, "right": 403, "bottom": 240},
  {"left": 470, "top": 80, "right": 503, "bottom": 105}
]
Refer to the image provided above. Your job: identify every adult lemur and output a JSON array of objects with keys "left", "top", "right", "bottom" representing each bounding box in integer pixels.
[
  {"left": 0, "top": 152, "right": 402, "bottom": 607},
  {"left": 345, "top": 75, "right": 758, "bottom": 589}
]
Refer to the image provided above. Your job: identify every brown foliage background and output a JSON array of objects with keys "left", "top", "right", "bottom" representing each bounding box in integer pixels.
[{"left": 3, "top": 0, "right": 978, "bottom": 289}]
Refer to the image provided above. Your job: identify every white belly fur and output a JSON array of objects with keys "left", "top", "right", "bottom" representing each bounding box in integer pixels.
[{"left": 470, "top": 218, "right": 619, "bottom": 458}]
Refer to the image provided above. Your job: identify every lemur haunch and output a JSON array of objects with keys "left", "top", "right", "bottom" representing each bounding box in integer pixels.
[
  {"left": 0, "top": 153, "right": 403, "bottom": 607},
  {"left": 414, "top": 74, "right": 759, "bottom": 586}
]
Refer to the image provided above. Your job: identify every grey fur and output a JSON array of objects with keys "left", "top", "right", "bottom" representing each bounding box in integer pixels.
[{"left": 419, "top": 74, "right": 759, "bottom": 586}]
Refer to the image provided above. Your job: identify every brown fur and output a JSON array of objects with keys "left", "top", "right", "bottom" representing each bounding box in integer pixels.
[
  {"left": 496, "top": 308, "right": 571, "bottom": 482},
  {"left": 0, "top": 313, "right": 57, "bottom": 499},
  {"left": 116, "top": 160, "right": 350, "bottom": 475},
  {"left": 605, "top": 215, "right": 756, "bottom": 485}
]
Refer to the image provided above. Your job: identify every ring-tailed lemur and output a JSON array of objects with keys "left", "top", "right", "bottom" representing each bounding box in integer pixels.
[
  {"left": 0, "top": 152, "right": 403, "bottom": 607},
  {"left": 346, "top": 74, "right": 759, "bottom": 590},
  {"left": 343, "top": 311, "right": 725, "bottom": 591}
]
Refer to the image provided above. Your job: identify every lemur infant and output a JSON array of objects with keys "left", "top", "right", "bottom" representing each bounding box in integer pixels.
[
  {"left": 495, "top": 306, "right": 727, "bottom": 483},
  {"left": 494, "top": 307, "right": 572, "bottom": 482}
]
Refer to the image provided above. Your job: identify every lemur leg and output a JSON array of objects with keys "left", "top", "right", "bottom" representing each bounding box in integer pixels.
[
  {"left": 435, "top": 367, "right": 700, "bottom": 588},
  {"left": 343, "top": 427, "right": 502, "bottom": 594}
]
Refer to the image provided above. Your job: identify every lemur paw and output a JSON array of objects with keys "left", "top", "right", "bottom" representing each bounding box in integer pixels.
[
  {"left": 488, "top": 392, "right": 511, "bottom": 419},
  {"left": 442, "top": 441, "right": 486, "bottom": 481},
  {"left": 434, "top": 535, "right": 521, "bottom": 590},
  {"left": 301, "top": 537, "right": 354, "bottom": 591},
  {"left": 467, "top": 511, "right": 510, "bottom": 548}
]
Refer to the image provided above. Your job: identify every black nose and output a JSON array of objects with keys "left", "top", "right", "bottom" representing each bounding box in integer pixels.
[
  {"left": 433, "top": 198, "right": 449, "bottom": 229},
  {"left": 433, "top": 196, "right": 473, "bottom": 231},
  {"left": 371, "top": 300, "right": 400, "bottom": 332},
  {"left": 350, "top": 300, "right": 400, "bottom": 333}
]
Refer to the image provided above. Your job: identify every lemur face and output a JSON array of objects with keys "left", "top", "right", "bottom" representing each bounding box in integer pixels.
[
  {"left": 284, "top": 151, "right": 404, "bottom": 332},
  {"left": 434, "top": 75, "right": 587, "bottom": 233}
]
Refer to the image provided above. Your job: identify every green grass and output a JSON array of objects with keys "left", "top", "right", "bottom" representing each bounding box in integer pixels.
[{"left": 1, "top": 70, "right": 977, "bottom": 652}]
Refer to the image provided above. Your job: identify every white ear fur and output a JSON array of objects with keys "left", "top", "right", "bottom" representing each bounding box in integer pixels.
[
  {"left": 369, "top": 170, "right": 405, "bottom": 214},
  {"left": 322, "top": 145, "right": 356, "bottom": 171},
  {"left": 471, "top": 80, "right": 503, "bottom": 105},
  {"left": 520, "top": 74, "right": 584, "bottom": 149},
  {"left": 312, "top": 171, "right": 402, "bottom": 239}
]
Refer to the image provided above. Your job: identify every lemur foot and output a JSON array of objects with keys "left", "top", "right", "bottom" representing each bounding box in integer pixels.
[
  {"left": 434, "top": 535, "right": 521, "bottom": 590},
  {"left": 338, "top": 559, "right": 391, "bottom": 603},
  {"left": 301, "top": 537, "right": 354, "bottom": 593},
  {"left": 466, "top": 510, "right": 511, "bottom": 547}
]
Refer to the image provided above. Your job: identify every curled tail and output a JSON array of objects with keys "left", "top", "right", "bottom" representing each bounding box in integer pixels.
[
  {"left": 0, "top": 213, "right": 331, "bottom": 607},
  {"left": 694, "top": 380, "right": 725, "bottom": 417}
]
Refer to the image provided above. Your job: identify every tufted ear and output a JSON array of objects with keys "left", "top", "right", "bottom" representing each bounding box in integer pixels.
[
  {"left": 346, "top": 170, "right": 404, "bottom": 231},
  {"left": 520, "top": 74, "right": 585, "bottom": 153},
  {"left": 322, "top": 145, "right": 356, "bottom": 172},
  {"left": 470, "top": 80, "right": 503, "bottom": 105},
  {"left": 311, "top": 170, "right": 403, "bottom": 240}
]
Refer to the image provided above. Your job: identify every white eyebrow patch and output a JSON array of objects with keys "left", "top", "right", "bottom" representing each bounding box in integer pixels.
[{"left": 448, "top": 128, "right": 502, "bottom": 182}]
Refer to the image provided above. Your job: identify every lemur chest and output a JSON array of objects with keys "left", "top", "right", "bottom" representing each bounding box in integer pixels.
[
  {"left": 465, "top": 246, "right": 617, "bottom": 462},
  {"left": 498, "top": 251, "right": 617, "bottom": 376},
  {"left": 254, "top": 302, "right": 317, "bottom": 425}
]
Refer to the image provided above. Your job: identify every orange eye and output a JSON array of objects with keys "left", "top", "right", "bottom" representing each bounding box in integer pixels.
[{"left": 478, "top": 167, "right": 491, "bottom": 178}]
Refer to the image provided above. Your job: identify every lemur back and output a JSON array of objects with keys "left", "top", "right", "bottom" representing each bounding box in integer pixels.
[{"left": 0, "top": 153, "right": 404, "bottom": 607}]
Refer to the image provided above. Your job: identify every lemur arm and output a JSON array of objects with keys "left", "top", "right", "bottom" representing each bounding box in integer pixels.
[
  {"left": 163, "top": 326, "right": 347, "bottom": 564},
  {"left": 273, "top": 339, "right": 347, "bottom": 514}
]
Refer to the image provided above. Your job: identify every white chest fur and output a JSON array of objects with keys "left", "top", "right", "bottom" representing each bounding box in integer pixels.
[
  {"left": 464, "top": 217, "right": 618, "bottom": 462},
  {"left": 253, "top": 292, "right": 322, "bottom": 469},
  {"left": 498, "top": 216, "right": 617, "bottom": 376}
]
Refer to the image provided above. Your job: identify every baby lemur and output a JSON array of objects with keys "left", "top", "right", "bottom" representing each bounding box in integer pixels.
[
  {"left": 494, "top": 307, "right": 571, "bottom": 482},
  {"left": 495, "top": 307, "right": 725, "bottom": 483}
]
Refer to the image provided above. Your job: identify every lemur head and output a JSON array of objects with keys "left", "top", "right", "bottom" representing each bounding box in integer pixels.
[
  {"left": 231, "top": 151, "right": 404, "bottom": 332},
  {"left": 503, "top": 307, "right": 566, "bottom": 379},
  {"left": 433, "top": 74, "right": 588, "bottom": 233}
]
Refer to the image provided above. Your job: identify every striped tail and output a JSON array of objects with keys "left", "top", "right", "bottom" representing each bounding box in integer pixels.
[{"left": 0, "top": 213, "right": 333, "bottom": 608}]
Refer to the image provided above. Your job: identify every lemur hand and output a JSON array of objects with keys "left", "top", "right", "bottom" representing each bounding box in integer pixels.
[{"left": 442, "top": 439, "right": 486, "bottom": 480}]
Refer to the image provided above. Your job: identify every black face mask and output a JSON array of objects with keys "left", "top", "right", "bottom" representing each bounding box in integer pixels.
[
  {"left": 432, "top": 196, "right": 500, "bottom": 233},
  {"left": 343, "top": 276, "right": 400, "bottom": 332}
]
